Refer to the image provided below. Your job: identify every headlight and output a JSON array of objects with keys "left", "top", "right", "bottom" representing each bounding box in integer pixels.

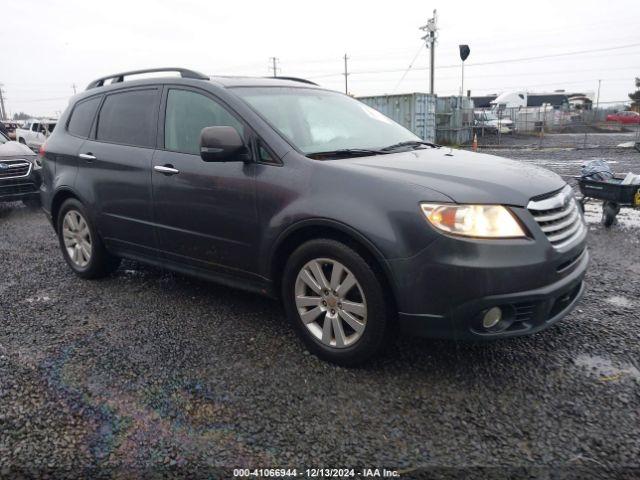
[{"left": 420, "top": 203, "right": 526, "bottom": 238}]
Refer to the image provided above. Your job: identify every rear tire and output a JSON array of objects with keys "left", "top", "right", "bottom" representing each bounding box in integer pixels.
[
  {"left": 56, "top": 198, "right": 120, "bottom": 279},
  {"left": 282, "top": 239, "right": 392, "bottom": 366}
]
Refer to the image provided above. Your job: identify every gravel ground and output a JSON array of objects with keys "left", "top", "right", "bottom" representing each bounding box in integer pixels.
[{"left": 1, "top": 135, "right": 639, "bottom": 478}]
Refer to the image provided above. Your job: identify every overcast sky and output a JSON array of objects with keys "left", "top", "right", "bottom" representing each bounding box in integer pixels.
[{"left": 2, "top": 0, "right": 639, "bottom": 117}]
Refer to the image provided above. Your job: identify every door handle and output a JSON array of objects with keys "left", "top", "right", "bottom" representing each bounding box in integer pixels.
[
  {"left": 154, "top": 165, "right": 180, "bottom": 175},
  {"left": 79, "top": 153, "right": 96, "bottom": 161}
]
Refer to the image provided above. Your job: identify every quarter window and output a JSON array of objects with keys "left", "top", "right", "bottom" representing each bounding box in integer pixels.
[
  {"left": 68, "top": 96, "right": 102, "bottom": 138},
  {"left": 96, "top": 89, "right": 158, "bottom": 147},
  {"left": 164, "top": 89, "right": 244, "bottom": 155}
]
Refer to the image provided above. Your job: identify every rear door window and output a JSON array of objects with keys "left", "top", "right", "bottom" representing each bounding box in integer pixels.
[
  {"left": 68, "top": 97, "right": 101, "bottom": 138},
  {"left": 96, "top": 89, "right": 158, "bottom": 147}
]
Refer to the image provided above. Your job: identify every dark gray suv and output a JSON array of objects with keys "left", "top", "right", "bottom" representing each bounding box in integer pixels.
[
  {"left": 0, "top": 131, "right": 42, "bottom": 208},
  {"left": 40, "top": 68, "right": 588, "bottom": 365}
]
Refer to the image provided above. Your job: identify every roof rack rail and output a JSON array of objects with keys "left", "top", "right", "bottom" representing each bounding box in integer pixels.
[
  {"left": 269, "top": 76, "right": 318, "bottom": 86},
  {"left": 86, "top": 68, "right": 210, "bottom": 90}
]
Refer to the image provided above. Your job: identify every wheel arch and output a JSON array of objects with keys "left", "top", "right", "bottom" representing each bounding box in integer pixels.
[
  {"left": 269, "top": 219, "right": 399, "bottom": 311},
  {"left": 50, "top": 188, "right": 84, "bottom": 233}
]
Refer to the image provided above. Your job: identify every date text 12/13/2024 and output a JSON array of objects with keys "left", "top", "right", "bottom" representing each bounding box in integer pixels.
[{"left": 233, "top": 468, "right": 400, "bottom": 477}]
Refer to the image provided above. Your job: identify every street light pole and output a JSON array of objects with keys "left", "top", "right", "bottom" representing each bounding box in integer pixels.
[{"left": 458, "top": 45, "right": 470, "bottom": 97}]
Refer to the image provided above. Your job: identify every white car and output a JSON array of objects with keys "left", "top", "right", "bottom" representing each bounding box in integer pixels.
[
  {"left": 474, "top": 111, "right": 514, "bottom": 135},
  {"left": 15, "top": 118, "right": 57, "bottom": 152}
]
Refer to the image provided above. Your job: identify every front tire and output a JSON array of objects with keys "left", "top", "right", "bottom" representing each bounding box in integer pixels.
[
  {"left": 282, "top": 239, "right": 392, "bottom": 366},
  {"left": 56, "top": 198, "right": 120, "bottom": 279}
]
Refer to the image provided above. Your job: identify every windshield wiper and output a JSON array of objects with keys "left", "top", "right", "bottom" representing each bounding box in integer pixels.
[
  {"left": 380, "top": 140, "right": 439, "bottom": 151},
  {"left": 307, "top": 148, "right": 386, "bottom": 159}
]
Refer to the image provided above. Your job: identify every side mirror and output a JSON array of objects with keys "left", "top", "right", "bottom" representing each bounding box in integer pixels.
[{"left": 199, "top": 126, "right": 250, "bottom": 162}]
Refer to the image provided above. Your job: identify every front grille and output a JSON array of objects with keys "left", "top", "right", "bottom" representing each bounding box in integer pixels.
[
  {"left": 527, "top": 185, "right": 585, "bottom": 249},
  {"left": 0, "top": 182, "right": 37, "bottom": 196},
  {"left": 0, "top": 159, "right": 32, "bottom": 179}
]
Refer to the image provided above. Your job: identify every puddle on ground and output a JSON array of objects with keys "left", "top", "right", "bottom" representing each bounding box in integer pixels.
[
  {"left": 574, "top": 354, "right": 640, "bottom": 382},
  {"left": 605, "top": 296, "right": 635, "bottom": 308},
  {"left": 121, "top": 269, "right": 147, "bottom": 277},
  {"left": 23, "top": 292, "right": 53, "bottom": 303},
  {"left": 583, "top": 202, "right": 640, "bottom": 229}
]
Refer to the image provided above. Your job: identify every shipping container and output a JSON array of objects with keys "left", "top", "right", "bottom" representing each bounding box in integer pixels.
[
  {"left": 357, "top": 93, "right": 436, "bottom": 143},
  {"left": 435, "top": 96, "right": 474, "bottom": 145}
]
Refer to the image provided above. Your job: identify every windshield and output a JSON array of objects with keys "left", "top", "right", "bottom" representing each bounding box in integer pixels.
[
  {"left": 484, "top": 111, "right": 499, "bottom": 121},
  {"left": 233, "top": 87, "right": 421, "bottom": 154},
  {"left": 0, "top": 132, "right": 8, "bottom": 144}
]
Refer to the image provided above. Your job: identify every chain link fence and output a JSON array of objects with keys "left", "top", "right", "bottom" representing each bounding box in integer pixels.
[
  {"left": 458, "top": 100, "right": 640, "bottom": 149},
  {"left": 358, "top": 94, "right": 640, "bottom": 149}
]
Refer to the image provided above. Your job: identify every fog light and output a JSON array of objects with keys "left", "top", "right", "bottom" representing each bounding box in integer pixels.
[{"left": 482, "top": 307, "right": 502, "bottom": 329}]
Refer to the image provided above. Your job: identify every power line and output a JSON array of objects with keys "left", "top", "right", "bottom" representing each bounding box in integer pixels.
[
  {"left": 308, "top": 42, "right": 640, "bottom": 79},
  {"left": 348, "top": 65, "right": 639, "bottom": 84},
  {"left": 11, "top": 96, "right": 70, "bottom": 103},
  {"left": 391, "top": 44, "right": 425, "bottom": 94}
]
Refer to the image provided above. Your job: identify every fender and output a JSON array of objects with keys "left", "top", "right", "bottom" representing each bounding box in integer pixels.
[
  {"left": 266, "top": 217, "right": 400, "bottom": 302},
  {"left": 49, "top": 186, "right": 91, "bottom": 231}
]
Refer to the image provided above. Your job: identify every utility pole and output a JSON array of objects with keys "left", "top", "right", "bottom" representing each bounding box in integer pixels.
[
  {"left": 343, "top": 54, "right": 349, "bottom": 95},
  {"left": 596, "top": 79, "right": 601, "bottom": 109},
  {"left": 72, "top": 83, "right": 77, "bottom": 95},
  {"left": 420, "top": 9, "right": 438, "bottom": 95},
  {"left": 0, "top": 84, "right": 6, "bottom": 120},
  {"left": 269, "top": 57, "right": 279, "bottom": 78}
]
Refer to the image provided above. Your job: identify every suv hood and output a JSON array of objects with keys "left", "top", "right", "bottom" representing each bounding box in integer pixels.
[
  {"left": 334, "top": 147, "right": 565, "bottom": 206},
  {"left": 0, "top": 141, "right": 35, "bottom": 157}
]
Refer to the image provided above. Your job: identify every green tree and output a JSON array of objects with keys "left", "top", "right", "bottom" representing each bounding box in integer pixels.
[{"left": 12, "top": 112, "right": 31, "bottom": 121}]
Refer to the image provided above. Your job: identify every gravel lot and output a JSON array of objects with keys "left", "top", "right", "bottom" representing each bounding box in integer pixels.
[{"left": 1, "top": 135, "right": 639, "bottom": 478}]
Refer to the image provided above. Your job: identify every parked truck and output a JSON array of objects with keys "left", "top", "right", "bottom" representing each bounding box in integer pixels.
[{"left": 15, "top": 118, "right": 57, "bottom": 152}]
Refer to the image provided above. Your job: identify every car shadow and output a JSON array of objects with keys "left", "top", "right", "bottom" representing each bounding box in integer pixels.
[{"left": 105, "top": 259, "right": 555, "bottom": 378}]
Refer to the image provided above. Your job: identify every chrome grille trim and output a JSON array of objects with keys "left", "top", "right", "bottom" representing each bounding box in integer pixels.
[
  {"left": 0, "top": 159, "right": 32, "bottom": 179},
  {"left": 540, "top": 209, "right": 579, "bottom": 233},
  {"left": 528, "top": 185, "right": 585, "bottom": 249}
]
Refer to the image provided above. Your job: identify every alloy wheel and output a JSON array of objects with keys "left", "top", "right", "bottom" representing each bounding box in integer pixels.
[
  {"left": 294, "top": 258, "right": 367, "bottom": 348},
  {"left": 62, "top": 210, "right": 92, "bottom": 268}
]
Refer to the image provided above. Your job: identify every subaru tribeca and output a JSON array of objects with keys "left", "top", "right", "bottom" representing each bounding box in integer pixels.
[
  {"left": 40, "top": 68, "right": 588, "bottom": 365},
  {"left": 0, "top": 131, "right": 42, "bottom": 208}
]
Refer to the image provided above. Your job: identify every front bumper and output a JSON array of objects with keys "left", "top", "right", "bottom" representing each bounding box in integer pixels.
[
  {"left": 397, "top": 249, "right": 587, "bottom": 340},
  {"left": 0, "top": 172, "right": 41, "bottom": 203},
  {"left": 389, "top": 213, "right": 589, "bottom": 340}
]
